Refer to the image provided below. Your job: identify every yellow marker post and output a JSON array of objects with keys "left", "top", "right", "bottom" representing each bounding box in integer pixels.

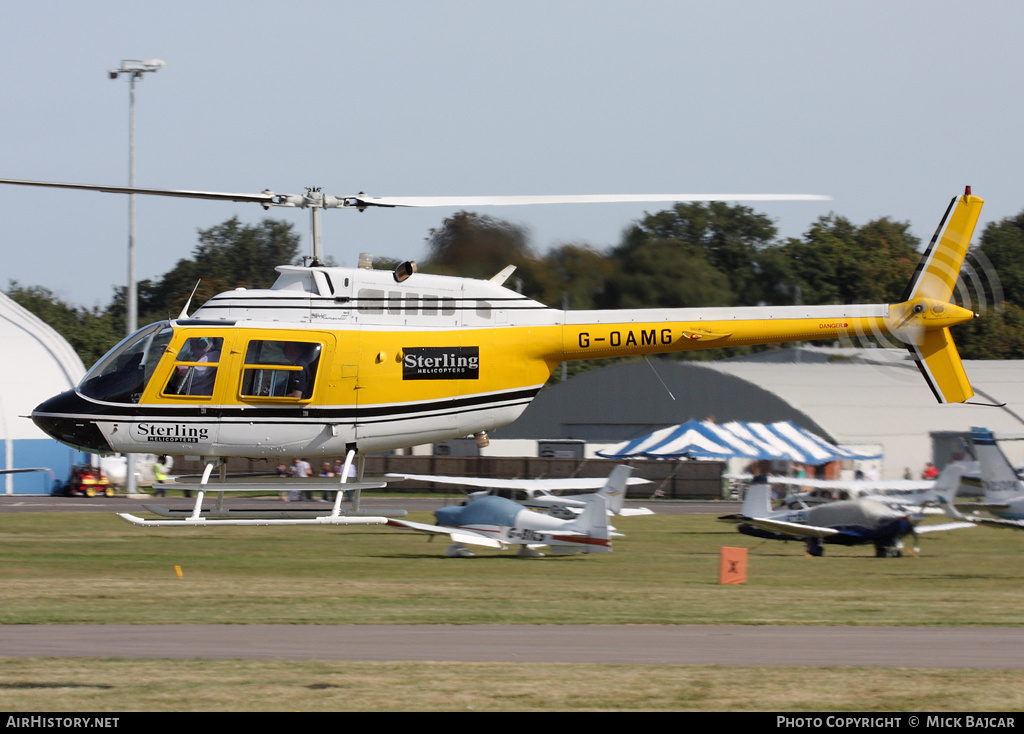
[
  {"left": 174, "top": 565, "right": 183, "bottom": 579},
  {"left": 718, "top": 547, "right": 748, "bottom": 585}
]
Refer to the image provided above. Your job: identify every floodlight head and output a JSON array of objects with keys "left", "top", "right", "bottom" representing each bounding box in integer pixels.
[{"left": 114, "top": 59, "right": 165, "bottom": 76}]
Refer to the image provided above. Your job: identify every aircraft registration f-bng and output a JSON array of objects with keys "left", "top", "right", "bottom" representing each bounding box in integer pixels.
[{"left": 0, "top": 178, "right": 986, "bottom": 526}]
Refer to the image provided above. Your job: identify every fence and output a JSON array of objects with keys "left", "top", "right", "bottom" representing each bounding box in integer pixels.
[{"left": 172, "top": 454, "right": 726, "bottom": 500}]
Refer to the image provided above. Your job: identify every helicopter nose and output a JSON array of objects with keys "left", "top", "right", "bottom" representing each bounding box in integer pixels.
[{"left": 32, "top": 390, "right": 112, "bottom": 454}]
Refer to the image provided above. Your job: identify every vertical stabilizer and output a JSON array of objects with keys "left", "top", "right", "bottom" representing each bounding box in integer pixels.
[
  {"left": 568, "top": 494, "right": 611, "bottom": 552},
  {"left": 596, "top": 464, "right": 631, "bottom": 514},
  {"left": 923, "top": 463, "right": 965, "bottom": 506},
  {"left": 899, "top": 189, "right": 984, "bottom": 404},
  {"left": 910, "top": 328, "right": 974, "bottom": 404},
  {"left": 903, "top": 190, "right": 984, "bottom": 303},
  {"left": 741, "top": 480, "right": 773, "bottom": 518},
  {"left": 971, "top": 427, "right": 1024, "bottom": 501}
]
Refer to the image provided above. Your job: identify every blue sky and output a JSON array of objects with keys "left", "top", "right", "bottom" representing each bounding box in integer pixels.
[{"left": 3, "top": 1, "right": 1023, "bottom": 308}]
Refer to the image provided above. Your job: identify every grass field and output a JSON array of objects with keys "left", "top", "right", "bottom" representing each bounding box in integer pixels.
[{"left": 2, "top": 509, "right": 1024, "bottom": 710}]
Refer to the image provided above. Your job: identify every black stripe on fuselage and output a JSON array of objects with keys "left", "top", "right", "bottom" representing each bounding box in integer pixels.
[{"left": 36, "top": 387, "right": 543, "bottom": 425}]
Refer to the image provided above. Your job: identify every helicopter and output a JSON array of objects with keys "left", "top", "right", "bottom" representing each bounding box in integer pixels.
[{"left": 0, "top": 178, "right": 984, "bottom": 524}]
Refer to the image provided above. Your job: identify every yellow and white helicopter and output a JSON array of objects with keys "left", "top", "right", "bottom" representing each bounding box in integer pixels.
[{"left": 0, "top": 178, "right": 985, "bottom": 526}]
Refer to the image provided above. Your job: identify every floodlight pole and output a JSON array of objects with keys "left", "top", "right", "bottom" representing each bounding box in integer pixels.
[{"left": 109, "top": 59, "right": 164, "bottom": 497}]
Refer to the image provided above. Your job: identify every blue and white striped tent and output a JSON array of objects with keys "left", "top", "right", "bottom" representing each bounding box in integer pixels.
[{"left": 596, "top": 420, "right": 880, "bottom": 465}]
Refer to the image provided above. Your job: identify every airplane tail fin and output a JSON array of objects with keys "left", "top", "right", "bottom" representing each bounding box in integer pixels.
[
  {"left": 596, "top": 464, "right": 631, "bottom": 514},
  {"left": 934, "top": 469, "right": 965, "bottom": 521},
  {"left": 896, "top": 189, "right": 984, "bottom": 404},
  {"left": 741, "top": 478, "right": 773, "bottom": 518},
  {"left": 971, "top": 427, "right": 1023, "bottom": 501},
  {"left": 566, "top": 494, "right": 612, "bottom": 552},
  {"left": 923, "top": 463, "right": 965, "bottom": 506}
]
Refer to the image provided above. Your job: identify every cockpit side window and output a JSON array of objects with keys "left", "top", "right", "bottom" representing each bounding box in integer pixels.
[
  {"left": 240, "top": 340, "right": 322, "bottom": 400},
  {"left": 79, "top": 322, "right": 174, "bottom": 404},
  {"left": 163, "top": 336, "right": 224, "bottom": 397}
]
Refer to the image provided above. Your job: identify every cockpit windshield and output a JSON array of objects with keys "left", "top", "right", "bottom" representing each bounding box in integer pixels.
[{"left": 78, "top": 322, "right": 174, "bottom": 404}]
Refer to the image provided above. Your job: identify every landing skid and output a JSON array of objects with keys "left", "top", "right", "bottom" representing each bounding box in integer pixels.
[
  {"left": 140, "top": 504, "right": 408, "bottom": 519},
  {"left": 118, "top": 450, "right": 402, "bottom": 527}
]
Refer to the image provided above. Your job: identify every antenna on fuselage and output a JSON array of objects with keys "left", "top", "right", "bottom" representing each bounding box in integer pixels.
[{"left": 177, "top": 280, "right": 201, "bottom": 320}]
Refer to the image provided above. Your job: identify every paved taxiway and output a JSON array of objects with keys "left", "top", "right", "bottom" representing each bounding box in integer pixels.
[
  {"left": 2, "top": 624, "right": 1024, "bottom": 668},
  {"left": 3, "top": 494, "right": 1020, "bottom": 669}
]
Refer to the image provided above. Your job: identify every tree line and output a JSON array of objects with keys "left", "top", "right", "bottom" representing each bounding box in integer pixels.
[{"left": 8, "top": 202, "right": 1024, "bottom": 371}]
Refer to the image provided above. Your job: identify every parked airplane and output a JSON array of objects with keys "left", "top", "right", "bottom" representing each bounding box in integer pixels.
[
  {"left": 937, "top": 427, "right": 1024, "bottom": 528},
  {"left": 774, "top": 463, "right": 965, "bottom": 513},
  {"left": 386, "top": 484, "right": 617, "bottom": 557},
  {"left": 387, "top": 464, "right": 654, "bottom": 518},
  {"left": 935, "top": 483, "right": 1024, "bottom": 531},
  {"left": 719, "top": 479, "right": 973, "bottom": 557}
]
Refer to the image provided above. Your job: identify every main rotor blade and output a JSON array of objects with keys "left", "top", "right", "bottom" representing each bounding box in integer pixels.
[
  {"left": 350, "top": 193, "right": 831, "bottom": 208},
  {"left": 0, "top": 178, "right": 831, "bottom": 211},
  {"left": 0, "top": 178, "right": 276, "bottom": 205}
]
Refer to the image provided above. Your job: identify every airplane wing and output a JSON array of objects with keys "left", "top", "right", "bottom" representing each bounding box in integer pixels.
[
  {"left": 385, "top": 472, "right": 651, "bottom": 490},
  {"left": 933, "top": 498, "right": 1023, "bottom": 531},
  {"left": 953, "top": 516, "right": 1024, "bottom": 531},
  {"left": 384, "top": 518, "right": 504, "bottom": 548},
  {"left": 740, "top": 517, "right": 841, "bottom": 540},
  {"left": 768, "top": 477, "right": 935, "bottom": 491},
  {"left": 914, "top": 521, "right": 978, "bottom": 533},
  {"left": 959, "top": 501, "right": 1012, "bottom": 512}
]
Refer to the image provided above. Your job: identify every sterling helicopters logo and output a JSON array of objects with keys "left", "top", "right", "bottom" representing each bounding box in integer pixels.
[
  {"left": 403, "top": 347, "right": 480, "bottom": 380},
  {"left": 135, "top": 423, "right": 210, "bottom": 443}
]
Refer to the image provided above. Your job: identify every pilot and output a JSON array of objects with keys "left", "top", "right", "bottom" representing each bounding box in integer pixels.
[
  {"left": 282, "top": 342, "right": 310, "bottom": 398},
  {"left": 174, "top": 337, "right": 221, "bottom": 396}
]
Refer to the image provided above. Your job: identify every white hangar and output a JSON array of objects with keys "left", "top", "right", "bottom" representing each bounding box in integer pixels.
[{"left": 0, "top": 292, "right": 87, "bottom": 494}]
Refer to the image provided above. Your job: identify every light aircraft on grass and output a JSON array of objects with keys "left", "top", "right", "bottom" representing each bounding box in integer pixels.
[
  {"left": 774, "top": 463, "right": 965, "bottom": 514},
  {"left": 385, "top": 481, "right": 618, "bottom": 557},
  {"left": 386, "top": 464, "right": 654, "bottom": 518},
  {"left": 934, "top": 427, "right": 1024, "bottom": 530},
  {"left": 719, "top": 478, "right": 974, "bottom": 557},
  {"left": 0, "top": 177, "right": 987, "bottom": 527}
]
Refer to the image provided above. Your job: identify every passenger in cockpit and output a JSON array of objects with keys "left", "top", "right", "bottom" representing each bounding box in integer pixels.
[
  {"left": 173, "top": 337, "right": 222, "bottom": 396},
  {"left": 282, "top": 341, "right": 311, "bottom": 398}
]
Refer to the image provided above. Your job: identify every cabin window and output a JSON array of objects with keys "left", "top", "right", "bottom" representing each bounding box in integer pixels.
[
  {"left": 78, "top": 322, "right": 174, "bottom": 404},
  {"left": 388, "top": 291, "right": 403, "bottom": 315},
  {"left": 240, "top": 340, "right": 321, "bottom": 400},
  {"left": 441, "top": 297, "right": 456, "bottom": 316},
  {"left": 405, "top": 293, "right": 419, "bottom": 315},
  {"left": 476, "top": 300, "right": 492, "bottom": 319},
  {"left": 422, "top": 296, "right": 439, "bottom": 315},
  {"left": 164, "top": 336, "right": 224, "bottom": 397},
  {"left": 357, "top": 288, "right": 384, "bottom": 314}
]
